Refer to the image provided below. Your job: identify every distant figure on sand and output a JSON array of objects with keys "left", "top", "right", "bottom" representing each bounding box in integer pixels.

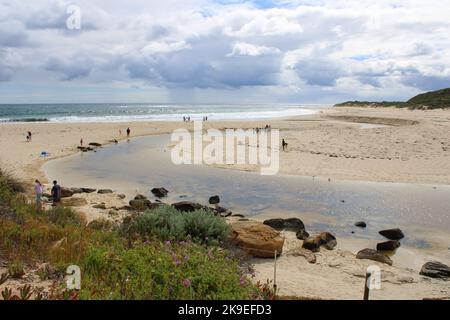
[
  {"left": 282, "top": 139, "right": 288, "bottom": 151},
  {"left": 51, "top": 180, "right": 61, "bottom": 205},
  {"left": 34, "top": 179, "right": 43, "bottom": 210},
  {"left": 126, "top": 127, "right": 131, "bottom": 138},
  {"left": 80, "top": 138, "right": 83, "bottom": 147},
  {"left": 26, "top": 131, "right": 32, "bottom": 142}
]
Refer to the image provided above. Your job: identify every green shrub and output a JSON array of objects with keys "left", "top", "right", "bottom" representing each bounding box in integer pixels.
[
  {"left": 121, "top": 206, "right": 230, "bottom": 244},
  {"left": 7, "top": 261, "right": 25, "bottom": 279},
  {"left": 46, "top": 206, "right": 85, "bottom": 227}
]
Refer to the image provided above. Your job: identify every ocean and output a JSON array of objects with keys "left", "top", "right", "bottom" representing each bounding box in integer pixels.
[{"left": 0, "top": 103, "right": 323, "bottom": 123}]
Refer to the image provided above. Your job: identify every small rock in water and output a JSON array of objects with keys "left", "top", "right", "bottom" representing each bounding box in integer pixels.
[
  {"left": 151, "top": 188, "right": 169, "bottom": 198},
  {"left": 354, "top": 221, "right": 367, "bottom": 228},
  {"left": 379, "top": 228, "right": 405, "bottom": 240},
  {"left": 356, "top": 248, "right": 393, "bottom": 266},
  {"left": 172, "top": 201, "right": 206, "bottom": 212},
  {"left": 377, "top": 240, "right": 401, "bottom": 251},
  {"left": 209, "top": 195, "right": 220, "bottom": 205},
  {"left": 420, "top": 261, "right": 450, "bottom": 280}
]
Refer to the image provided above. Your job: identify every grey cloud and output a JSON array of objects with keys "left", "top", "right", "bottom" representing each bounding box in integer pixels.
[{"left": 45, "top": 57, "right": 93, "bottom": 80}]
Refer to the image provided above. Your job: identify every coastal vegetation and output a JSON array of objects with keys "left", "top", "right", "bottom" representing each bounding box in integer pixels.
[
  {"left": 0, "top": 170, "right": 267, "bottom": 300},
  {"left": 335, "top": 87, "right": 450, "bottom": 109}
]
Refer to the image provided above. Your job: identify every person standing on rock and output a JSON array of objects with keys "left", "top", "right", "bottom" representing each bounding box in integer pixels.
[{"left": 51, "top": 180, "right": 61, "bottom": 206}]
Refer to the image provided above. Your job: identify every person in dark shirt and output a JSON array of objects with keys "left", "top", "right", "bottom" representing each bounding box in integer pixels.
[
  {"left": 282, "top": 139, "right": 288, "bottom": 151},
  {"left": 51, "top": 180, "right": 61, "bottom": 205},
  {"left": 126, "top": 127, "right": 131, "bottom": 137}
]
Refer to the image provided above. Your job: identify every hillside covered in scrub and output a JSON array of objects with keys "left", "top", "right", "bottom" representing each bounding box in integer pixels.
[{"left": 335, "top": 88, "right": 450, "bottom": 109}]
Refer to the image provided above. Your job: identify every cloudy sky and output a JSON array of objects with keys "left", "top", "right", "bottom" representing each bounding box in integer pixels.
[{"left": 1, "top": 0, "right": 450, "bottom": 104}]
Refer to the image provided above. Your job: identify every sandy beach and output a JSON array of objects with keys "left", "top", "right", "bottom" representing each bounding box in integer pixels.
[{"left": 1, "top": 106, "right": 450, "bottom": 300}]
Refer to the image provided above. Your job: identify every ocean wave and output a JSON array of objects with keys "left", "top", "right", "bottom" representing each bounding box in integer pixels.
[
  {"left": 47, "top": 108, "right": 319, "bottom": 123},
  {"left": 0, "top": 118, "right": 50, "bottom": 123}
]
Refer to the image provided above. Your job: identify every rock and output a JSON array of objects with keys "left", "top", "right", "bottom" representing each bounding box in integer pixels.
[
  {"left": 302, "top": 236, "right": 322, "bottom": 253},
  {"left": 89, "top": 142, "right": 102, "bottom": 147},
  {"left": 81, "top": 188, "right": 96, "bottom": 193},
  {"left": 319, "top": 232, "right": 337, "bottom": 250},
  {"left": 172, "top": 201, "right": 206, "bottom": 213},
  {"left": 284, "top": 218, "right": 306, "bottom": 231},
  {"left": 98, "top": 189, "right": 113, "bottom": 194},
  {"left": 60, "top": 187, "right": 75, "bottom": 198},
  {"left": 355, "top": 221, "right": 367, "bottom": 228},
  {"left": 296, "top": 229, "right": 310, "bottom": 240},
  {"left": 231, "top": 214, "right": 245, "bottom": 218},
  {"left": 69, "top": 188, "right": 84, "bottom": 194},
  {"left": 134, "top": 194, "right": 147, "bottom": 200},
  {"left": 291, "top": 248, "right": 316, "bottom": 264},
  {"left": 92, "top": 203, "right": 107, "bottom": 209},
  {"left": 379, "top": 228, "right": 405, "bottom": 240},
  {"left": 377, "top": 240, "right": 401, "bottom": 251},
  {"left": 117, "top": 194, "right": 126, "bottom": 200},
  {"left": 420, "top": 261, "right": 450, "bottom": 279},
  {"left": 151, "top": 188, "right": 168, "bottom": 198},
  {"left": 263, "top": 218, "right": 306, "bottom": 232},
  {"left": 212, "top": 205, "right": 232, "bottom": 217},
  {"left": 229, "top": 221, "right": 284, "bottom": 258},
  {"left": 356, "top": 249, "right": 393, "bottom": 266},
  {"left": 61, "top": 197, "right": 88, "bottom": 207},
  {"left": 263, "top": 218, "right": 285, "bottom": 230},
  {"left": 209, "top": 195, "right": 220, "bottom": 205},
  {"left": 129, "top": 199, "right": 153, "bottom": 211}
]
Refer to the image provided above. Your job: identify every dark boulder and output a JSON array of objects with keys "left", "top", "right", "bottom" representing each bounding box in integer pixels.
[
  {"left": 284, "top": 218, "right": 306, "bottom": 231},
  {"left": 98, "top": 189, "right": 113, "bottom": 194},
  {"left": 212, "top": 205, "right": 232, "bottom": 217},
  {"left": 377, "top": 240, "right": 401, "bottom": 251},
  {"left": 420, "top": 261, "right": 450, "bottom": 279},
  {"left": 209, "top": 195, "right": 220, "bottom": 205},
  {"left": 355, "top": 221, "right": 367, "bottom": 228},
  {"left": 296, "top": 229, "right": 310, "bottom": 240},
  {"left": 89, "top": 142, "right": 102, "bottom": 147},
  {"left": 151, "top": 188, "right": 168, "bottom": 198},
  {"left": 356, "top": 248, "right": 393, "bottom": 266},
  {"left": 134, "top": 194, "right": 147, "bottom": 200},
  {"left": 129, "top": 199, "right": 153, "bottom": 211},
  {"left": 172, "top": 201, "right": 206, "bottom": 213},
  {"left": 263, "top": 219, "right": 285, "bottom": 230},
  {"left": 81, "top": 188, "right": 96, "bottom": 193},
  {"left": 379, "top": 228, "right": 404, "bottom": 240},
  {"left": 302, "top": 236, "right": 322, "bottom": 253}
]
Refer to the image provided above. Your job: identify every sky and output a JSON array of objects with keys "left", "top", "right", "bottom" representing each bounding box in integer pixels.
[{"left": 0, "top": 0, "right": 450, "bottom": 104}]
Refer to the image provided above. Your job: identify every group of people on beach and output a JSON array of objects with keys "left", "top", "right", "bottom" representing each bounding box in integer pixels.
[{"left": 34, "top": 179, "right": 61, "bottom": 210}]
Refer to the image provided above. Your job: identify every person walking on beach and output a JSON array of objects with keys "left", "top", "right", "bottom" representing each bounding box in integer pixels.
[
  {"left": 282, "top": 139, "right": 288, "bottom": 152},
  {"left": 126, "top": 127, "right": 131, "bottom": 138},
  {"left": 34, "top": 179, "right": 44, "bottom": 210},
  {"left": 80, "top": 138, "right": 83, "bottom": 147},
  {"left": 26, "top": 131, "right": 32, "bottom": 142},
  {"left": 51, "top": 180, "right": 61, "bottom": 205}
]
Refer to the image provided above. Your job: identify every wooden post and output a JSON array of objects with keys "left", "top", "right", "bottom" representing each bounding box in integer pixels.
[
  {"left": 273, "top": 250, "right": 278, "bottom": 293},
  {"left": 363, "top": 272, "right": 370, "bottom": 300}
]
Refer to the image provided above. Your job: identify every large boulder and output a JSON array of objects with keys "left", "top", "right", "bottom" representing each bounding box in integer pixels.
[
  {"left": 379, "top": 228, "right": 405, "bottom": 240},
  {"left": 209, "top": 195, "right": 220, "bottom": 205},
  {"left": 356, "top": 249, "right": 393, "bottom": 266},
  {"left": 263, "top": 218, "right": 285, "bottom": 230},
  {"left": 263, "top": 218, "right": 306, "bottom": 232},
  {"left": 172, "top": 201, "right": 206, "bottom": 213},
  {"left": 377, "top": 240, "right": 401, "bottom": 251},
  {"left": 151, "top": 188, "right": 168, "bottom": 198},
  {"left": 134, "top": 194, "right": 148, "bottom": 200},
  {"left": 420, "top": 261, "right": 450, "bottom": 280},
  {"left": 230, "top": 221, "right": 284, "bottom": 258}
]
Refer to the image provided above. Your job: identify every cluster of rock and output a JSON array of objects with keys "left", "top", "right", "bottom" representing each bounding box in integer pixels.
[{"left": 77, "top": 142, "right": 102, "bottom": 153}]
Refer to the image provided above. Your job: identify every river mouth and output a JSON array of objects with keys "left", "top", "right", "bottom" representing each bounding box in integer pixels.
[{"left": 43, "top": 134, "right": 450, "bottom": 269}]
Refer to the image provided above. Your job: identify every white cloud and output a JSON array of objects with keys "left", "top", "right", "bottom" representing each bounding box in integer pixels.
[{"left": 1, "top": 0, "right": 450, "bottom": 102}]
